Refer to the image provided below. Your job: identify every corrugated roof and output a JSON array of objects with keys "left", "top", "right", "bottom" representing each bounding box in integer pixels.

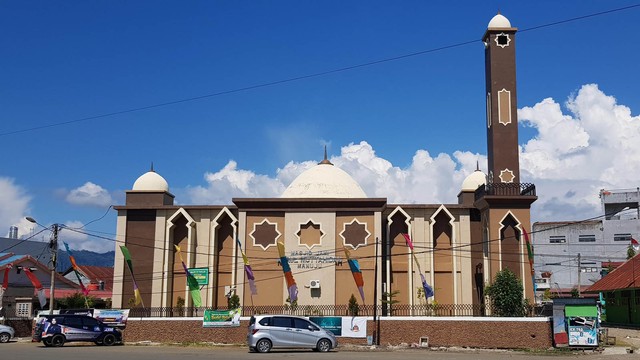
[
  {"left": 78, "top": 265, "right": 113, "bottom": 291},
  {"left": 586, "top": 254, "right": 640, "bottom": 292}
]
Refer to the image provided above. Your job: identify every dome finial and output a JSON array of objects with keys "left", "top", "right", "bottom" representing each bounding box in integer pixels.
[
  {"left": 476, "top": 160, "right": 480, "bottom": 171},
  {"left": 150, "top": 162, "right": 155, "bottom": 172},
  {"left": 319, "top": 145, "right": 333, "bottom": 165}
]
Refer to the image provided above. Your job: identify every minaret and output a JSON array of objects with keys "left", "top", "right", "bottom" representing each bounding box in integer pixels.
[{"left": 483, "top": 12, "right": 519, "bottom": 184}]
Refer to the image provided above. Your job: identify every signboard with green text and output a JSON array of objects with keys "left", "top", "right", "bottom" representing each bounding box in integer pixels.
[{"left": 189, "top": 267, "right": 209, "bottom": 285}]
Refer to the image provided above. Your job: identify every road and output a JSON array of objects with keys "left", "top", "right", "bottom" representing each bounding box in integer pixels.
[{"left": 1, "top": 341, "right": 626, "bottom": 360}]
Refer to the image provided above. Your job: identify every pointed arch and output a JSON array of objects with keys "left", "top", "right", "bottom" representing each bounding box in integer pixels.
[
  {"left": 497, "top": 211, "right": 523, "bottom": 282},
  {"left": 386, "top": 206, "right": 412, "bottom": 307},
  {"left": 211, "top": 207, "right": 238, "bottom": 308},
  {"left": 164, "top": 208, "right": 196, "bottom": 308},
  {"left": 430, "top": 205, "right": 456, "bottom": 304}
]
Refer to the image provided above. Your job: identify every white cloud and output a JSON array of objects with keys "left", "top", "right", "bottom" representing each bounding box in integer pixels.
[
  {"left": 0, "top": 177, "right": 32, "bottom": 238},
  {"left": 58, "top": 220, "right": 114, "bottom": 253},
  {"left": 65, "top": 182, "right": 113, "bottom": 207},
  {"left": 519, "top": 84, "right": 640, "bottom": 221}
]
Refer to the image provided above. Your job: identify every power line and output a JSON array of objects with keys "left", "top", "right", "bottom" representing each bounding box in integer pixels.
[{"left": 2, "top": 4, "right": 639, "bottom": 137}]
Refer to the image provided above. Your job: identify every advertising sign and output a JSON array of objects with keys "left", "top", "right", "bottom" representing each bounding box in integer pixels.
[
  {"left": 341, "top": 317, "right": 367, "bottom": 338},
  {"left": 309, "top": 316, "right": 342, "bottom": 336},
  {"left": 203, "top": 308, "right": 241, "bottom": 327},
  {"left": 189, "top": 268, "right": 209, "bottom": 285},
  {"left": 94, "top": 309, "right": 130, "bottom": 328}
]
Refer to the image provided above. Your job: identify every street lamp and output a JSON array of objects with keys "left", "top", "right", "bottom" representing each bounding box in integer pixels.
[{"left": 26, "top": 217, "right": 60, "bottom": 315}]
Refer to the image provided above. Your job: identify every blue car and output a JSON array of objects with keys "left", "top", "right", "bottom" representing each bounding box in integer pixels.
[{"left": 33, "top": 314, "right": 122, "bottom": 347}]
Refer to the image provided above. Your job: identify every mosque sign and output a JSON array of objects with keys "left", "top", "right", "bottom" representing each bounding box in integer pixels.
[{"left": 288, "top": 250, "right": 343, "bottom": 269}]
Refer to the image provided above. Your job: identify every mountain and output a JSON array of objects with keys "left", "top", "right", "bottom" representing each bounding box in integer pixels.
[{"left": 57, "top": 250, "right": 115, "bottom": 271}]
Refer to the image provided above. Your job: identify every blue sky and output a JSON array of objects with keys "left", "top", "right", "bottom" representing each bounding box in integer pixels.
[{"left": 1, "top": 1, "right": 640, "bottom": 252}]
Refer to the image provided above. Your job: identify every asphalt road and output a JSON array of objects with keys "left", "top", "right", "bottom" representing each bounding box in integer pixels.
[{"left": 1, "top": 341, "right": 628, "bottom": 360}]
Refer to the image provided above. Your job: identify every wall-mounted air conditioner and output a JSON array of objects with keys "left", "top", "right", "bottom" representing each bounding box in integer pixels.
[{"left": 309, "top": 280, "right": 321, "bottom": 289}]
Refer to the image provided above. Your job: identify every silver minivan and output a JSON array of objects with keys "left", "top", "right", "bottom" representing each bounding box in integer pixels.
[{"left": 247, "top": 315, "right": 337, "bottom": 353}]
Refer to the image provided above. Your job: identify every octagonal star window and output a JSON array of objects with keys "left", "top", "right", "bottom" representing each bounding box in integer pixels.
[
  {"left": 495, "top": 33, "right": 511, "bottom": 48},
  {"left": 340, "top": 219, "right": 371, "bottom": 250},
  {"left": 250, "top": 219, "right": 281, "bottom": 250},
  {"left": 296, "top": 220, "right": 325, "bottom": 249},
  {"left": 499, "top": 169, "right": 515, "bottom": 183}
]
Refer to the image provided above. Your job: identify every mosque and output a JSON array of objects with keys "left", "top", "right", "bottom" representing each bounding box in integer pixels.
[{"left": 112, "top": 13, "right": 537, "bottom": 313}]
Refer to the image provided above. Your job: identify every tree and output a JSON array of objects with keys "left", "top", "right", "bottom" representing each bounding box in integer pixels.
[
  {"left": 570, "top": 287, "right": 580, "bottom": 298},
  {"left": 484, "top": 268, "right": 525, "bottom": 317},
  {"left": 227, "top": 294, "right": 240, "bottom": 309},
  {"left": 348, "top": 294, "right": 359, "bottom": 316},
  {"left": 381, "top": 290, "right": 400, "bottom": 315},
  {"left": 58, "top": 293, "right": 94, "bottom": 309},
  {"left": 628, "top": 245, "right": 636, "bottom": 260}
]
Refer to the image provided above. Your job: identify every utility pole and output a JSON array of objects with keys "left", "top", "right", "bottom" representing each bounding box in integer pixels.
[
  {"left": 49, "top": 224, "right": 59, "bottom": 315},
  {"left": 577, "top": 253, "right": 581, "bottom": 298}
]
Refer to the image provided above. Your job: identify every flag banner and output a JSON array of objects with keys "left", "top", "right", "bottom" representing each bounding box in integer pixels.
[
  {"left": 277, "top": 241, "right": 298, "bottom": 302},
  {"left": 203, "top": 308, "right": 241, "bottom": 328},
  {"left": 23, "top": 268, "right": 47, "bottom": 307},
  {"left": 174, "top": 245, "right": 202, "bottom": 307},
  {"left": 120, "top": 245, "right": 143, "bottom": 306},
  {"left": 522, "top": 228, "right": 537, "bottom": 293},
  {"left": 403, "top": 233, "right": 434, "bottom": 298},
  {"left": 242, "top": 253, "right": 257, "bottom": 295},
  {"left": 632, "top": 238, "right": 640, "bottom": 252},
  {"left": 343, "top": 247, "right": 365, "bottom": 302},
  {"left": 64, "top": 242, "right": 90, "bottom": 296},
  {"left": 2, "top": 264, "right": 11, "bottom": 290}
]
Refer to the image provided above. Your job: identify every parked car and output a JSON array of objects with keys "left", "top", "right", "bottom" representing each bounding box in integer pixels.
[
  {"left": 0, "top": 324, "right": 15, "bottom": 343},
  {"left": 33, "top": 314, "right": 122, "bottom": 347},
  {"left": 247, "top": 315, "right": 337, "bottom": 353}
]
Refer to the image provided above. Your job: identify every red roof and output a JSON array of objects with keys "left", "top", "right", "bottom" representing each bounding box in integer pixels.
[
  {"left": 44, "top": 288, "right": 112, "bottom": 300},
  {"left": 586, "top": 255, "right": 640, "bottom": 292},
  {"left": 77, "top": 265, "right": 114, "bottom": 291}
]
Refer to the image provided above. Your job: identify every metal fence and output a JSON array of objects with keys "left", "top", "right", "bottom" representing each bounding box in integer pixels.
[{"left": 126, "top": 303, "right": 551, "bottom": 318}]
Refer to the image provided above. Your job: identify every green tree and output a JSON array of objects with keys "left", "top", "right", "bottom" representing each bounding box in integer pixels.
[
  {"left": 227, "top": 294, "right": 240, "bottom": 309},
  {"left": 348, "top": 294, "right": 359, "bottom": 316},
  {"left": 58, "top": 293, "right": 94, "bottom": 309},
  {"left": 628, "top": 245, "right": 636, "bottom": 260},
  {"left": 484, "top": 268, "right": 525, "bottom": 317},
  {"left": 381, "top": 290, "right": 400, "bottom": 315},
  {"left": 571, "top": 287, "right": 580, "bottom": 298}
]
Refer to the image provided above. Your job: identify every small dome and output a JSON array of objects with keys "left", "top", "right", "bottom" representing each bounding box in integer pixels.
[
  {"left": 282, "top": 163, "right": 367, "bottom": 198},
  {"left": 461, "top": 170, "right": 487, "bottom": 192},
  {"left": 488, "top": 13, "right": 511, "bottom": 29},
  {"left": 132, "top": 170, "right": 169, "bottom": 192}
]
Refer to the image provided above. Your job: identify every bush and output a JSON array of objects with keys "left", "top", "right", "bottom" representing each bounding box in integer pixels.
[{"left": 485, "top": 268, "right": 526, "bottom": 317}]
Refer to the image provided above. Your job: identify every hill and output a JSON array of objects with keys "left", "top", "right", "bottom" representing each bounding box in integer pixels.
[{"left": 57, "top": 250, "right": 115, "bottom": 271}]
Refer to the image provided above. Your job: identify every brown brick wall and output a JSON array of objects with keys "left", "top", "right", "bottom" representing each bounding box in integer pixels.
[{"left": 122, "top": 318, "right": 552, "bottom": 349}]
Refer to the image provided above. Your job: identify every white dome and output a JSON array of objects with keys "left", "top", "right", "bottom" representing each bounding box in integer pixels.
[
  {"left": 461, "top": 170, "right": 487, "bottom": 192},
  {"left": 281, "top": 163, "right": 367, "bottom": 198},
  {"left": 132, "top": 171, "right": 169, "bottom": 192},
  {"left": 488, "top": 13, "right": 511, "bottom": 29}
]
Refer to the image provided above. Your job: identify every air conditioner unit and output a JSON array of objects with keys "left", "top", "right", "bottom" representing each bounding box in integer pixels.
[{"left": 309, "top": 280, "right": 321, "bottom": 289}]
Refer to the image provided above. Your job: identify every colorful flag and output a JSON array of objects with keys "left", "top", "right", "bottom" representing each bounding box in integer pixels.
[
  {"left": 63, "top": 242, "right": 89, "bottom": 296},
  {"left": 23, "top": 267, "right": 47, "bottom": 308},
  {"left": 522, "top": 228, "right": 537, "bottom": 293},
  {"left": 277, "top": 241, "right": 298, "bottom": 303},
  {"left": 120, "top": 245, "right": 142, "bottom": 306},
  {"left": 174, "top": 245, "right": 202, "bottom": 307},
  {"left": 632, "top": 238, "right": 640, "bottom": 252},
  {"left": 0, "top": 264, "right": 11, "bottom": 305},
  {"left": 236, "top": 238, "right": 257, "bottom": 295},
  {"left": 343, "top": 247, "right": 365, "bottom": 302},
  {"left": 402, "top": 233, "right": 434, "bottom": 298}
]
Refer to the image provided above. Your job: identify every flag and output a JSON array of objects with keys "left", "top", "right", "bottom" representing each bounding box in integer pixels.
[
  {"left": 277, "top": 241, "right": 298, "bottom": 303},
  {"left": 174, "top": 245, "right": 202, "bottom": 307},
  {"left": 63, "top": 242, "right": 89, "bottom": 296},
  {"left": 236, "top": 238, "right": 257, "bottom": 295},
  {"left": 632, "top": 238, "right": 640, "bottom": 252},
  {"left": 23, "top": 268, "right": 47, "bottom": 308},
  {"left": 522, "top": 228, "right": 537, "bottom": 293},
  {"left": 343, "top": 247, "right": 365, "bottom": 302},
  {"left": 402, "top": 233, "right": 434, "bottom": 298},
  {"left": 0, "top": 264, "right": 11, "bottom": 306},
  {"left": 242, "top": 253, "right": 258, "bottom": 296},
  {"left": 120, "top": 245, "right": 142, "bottom": 306}
]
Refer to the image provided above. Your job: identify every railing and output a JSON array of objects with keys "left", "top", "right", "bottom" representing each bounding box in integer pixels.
[
  {"left": 475, "top": 182, "right": 536, "bottom": 200},
  {"left": 125, "top": 303, "right": 547, "bottom": 318}
]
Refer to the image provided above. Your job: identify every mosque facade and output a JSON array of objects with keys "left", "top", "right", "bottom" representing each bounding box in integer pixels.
[{"left": 112, "top": 14, "right": 537, "bottom": 313}]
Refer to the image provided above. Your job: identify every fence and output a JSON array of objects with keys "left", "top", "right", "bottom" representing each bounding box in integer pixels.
[{"left": 126, "top": 303, "right": 550, "bottom": 318}]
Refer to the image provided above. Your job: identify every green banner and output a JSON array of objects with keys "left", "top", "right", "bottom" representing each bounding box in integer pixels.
[
  {"left": 203, "top": 308, "right": 241, "bottom": 327},
  {"left": 189, "top": 267, "right": 209, "bottom": 285}
]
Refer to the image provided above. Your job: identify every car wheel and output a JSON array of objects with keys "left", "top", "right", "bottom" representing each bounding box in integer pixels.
[
  {"left": 51, "top": 334, "right": 65, "bottom": 347},
  {"left": 43, "top": 338, "right": 53, "bottom": 347},
  {"left": 316, "top": 338, "right": 331, "bottom": 352},
  {"left": 102, "top": 334, "right": 116, "bottom": 346},
  {"left": 256, "top": 339, "right": 272, "bottom": 353},
  {"left": 0, "top": 332, "right": 10, "bottom": 343}
]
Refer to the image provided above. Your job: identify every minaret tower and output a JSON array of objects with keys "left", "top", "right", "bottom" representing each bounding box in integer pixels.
[{"left": 484, "top": 12, "right": 519, "bottom": 184}]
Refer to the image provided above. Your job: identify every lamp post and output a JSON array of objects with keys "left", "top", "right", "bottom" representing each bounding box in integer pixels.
[{"left": 26, "top": 217, "right": 60, "bottom": 315}]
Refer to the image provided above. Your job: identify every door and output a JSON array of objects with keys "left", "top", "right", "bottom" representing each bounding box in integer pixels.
[
  {"left": 292, "top": 318, "right": 319, "bottom": 347},
  {"left": 269, "top": 317, "right": 294, "bottom": 347}
]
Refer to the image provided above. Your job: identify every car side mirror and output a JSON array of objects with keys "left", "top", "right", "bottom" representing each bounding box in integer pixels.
[{"left": 308, "top": 326, "right": 315, "bottom": 331}]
